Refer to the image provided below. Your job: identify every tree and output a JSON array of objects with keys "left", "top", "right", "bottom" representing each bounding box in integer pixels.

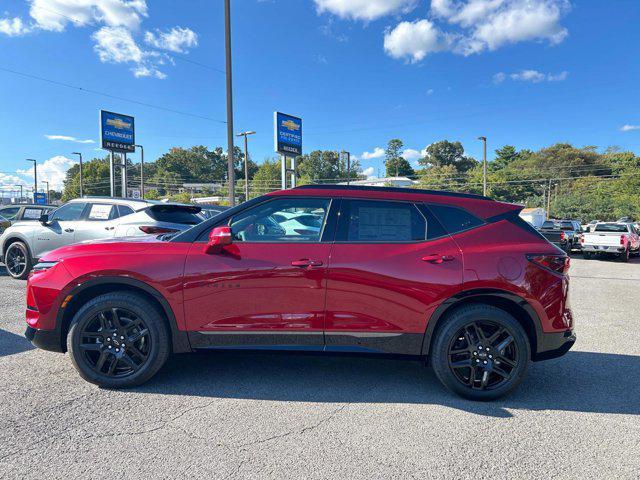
[
  {"left": 420, "top": 140, "right": 477, "bottom": 172},
  {"left": 385, "top": 139, "right": 414, "bottom": 177},
  {"left": 250, "top": 158, "right": 281, "bottom": 197},
  {"left": 62, "top": 156, "right": 113, "bottom": 201},
  {"left": 297, "top": 150, "right": 360, "bottom": 183},
  {"left": 491, "top": 145, "right": 520, "bottom": 171}
]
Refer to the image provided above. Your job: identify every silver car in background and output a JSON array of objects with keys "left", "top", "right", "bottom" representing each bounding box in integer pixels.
[{"left": 0, "top": 197, "right": 202, "bottom": 279}]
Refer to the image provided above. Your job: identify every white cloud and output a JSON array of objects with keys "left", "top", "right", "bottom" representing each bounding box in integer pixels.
[
  {"left": 0, "top": 17, "right": 30, "bottom": 36},
  {"left": 382, "top": 0, "right": 570, "bottom": 62},
  {"left": 314, "top": 0, "right": 418, "bottom": 21},
  {"left": 426, "top": 88, "right": 435, "bottom": 95},
  {"left": 144, "top": 27, "right": 198, "bottom": 53},
  {"left": 361, "top": 166, "right": 376, "bottom": 178},
  {"left": 360, "top": 147, "right": 385, "bottom": 160},
  {"left": 494, "top": 69, "right": 568, "bottom": 83},
  {"left": 384, "top": 19, "right": 443, "bottom": 63},
  {"left": 402, "top": 149, "right": 423, "bottom": 161},
  {"left": 17, "top": 156, "right": 77, "bottom": 190},
  {"left": 45, "top": 134, "right": 95, "bottom": 144},
  {"left": 620, "top": 125, "right": 640, "bottom": 132},
  {"left": 28, "top": 0, "right": 148, "bottom": 32},
  {"left": 0, "top": 173, "right": 29, "bottom": 192}
]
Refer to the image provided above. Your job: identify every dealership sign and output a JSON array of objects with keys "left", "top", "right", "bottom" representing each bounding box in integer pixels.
[
  {"left": 100, "top": 110, "right": 135, "bottom": 153},
  {"left": 274, "top": 112, "right": 302, "bottom": 156},
  {"left": 33, "top": 192, "right": 47, "bottom": 205}
]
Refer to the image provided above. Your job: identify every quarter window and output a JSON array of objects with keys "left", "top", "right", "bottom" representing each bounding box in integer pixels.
[
  {"left": 50, "top": 203, "right": 87, "bottom": 222},
  {"left": 337, "top": 200, "right": 427, "bottom": 242},
  {"left": 428, "top": 204, "right": 484, "bottom": 234},
  {"left": 230, "top": 198, "right": 330, "bottom": 243},
  {"left": 118, "top": 205, "right": 135, "bottom": 217}
]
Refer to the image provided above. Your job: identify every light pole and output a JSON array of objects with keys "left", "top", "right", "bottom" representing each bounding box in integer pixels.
[
  {"left": 342, "top": 151, "right": 351, "bottom": 185},
  {"left": 43, "top": 181, "right": 49, "bottom": 204},
  {"left": 224, "top": 0, "right": 236, "bottom": 206},
  {"left": 71, "top": 152, "right": 83, "bottom": 197},
  {"left": 134, "top": 145, "right": 144, "bottom": 199},
  {"left": 26, "top": 159, "right": 37, "bottom": 203},
  {"left": 236, "top": 131, "right": 256, "bottom": 201},
  {"left": 478, "top": 136, "right": 487, "bottom": 196}
]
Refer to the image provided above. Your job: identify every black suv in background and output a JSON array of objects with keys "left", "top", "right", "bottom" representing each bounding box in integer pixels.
[{"left": 538, "top": 219, "right": 583, "bottom": 253}]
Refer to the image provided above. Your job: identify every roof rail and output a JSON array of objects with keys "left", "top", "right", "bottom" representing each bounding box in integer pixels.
[{"left": 294, "top": 184, "right": 493, "bottom": 201}]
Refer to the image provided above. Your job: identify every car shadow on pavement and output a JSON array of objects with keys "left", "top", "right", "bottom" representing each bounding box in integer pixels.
[
  {"left": 0, "top": 328, "right": 34, "bottom": 357},
  {"left": 136, "top": 349, "right": 640, "bottom": 417}
]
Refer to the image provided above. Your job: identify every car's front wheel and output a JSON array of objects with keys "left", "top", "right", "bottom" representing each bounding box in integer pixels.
[
  {"left": 68, "top": 292, "right": 170, "bottom": 388},
  {"left": 4, "top": 241, "right": 32, "bottom": 279},
  {"left": 430, "top": 304, "right": 530, "bottom": 401}
]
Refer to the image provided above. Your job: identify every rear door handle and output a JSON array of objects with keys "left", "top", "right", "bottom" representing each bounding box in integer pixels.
[
  {"left": 105, "top": 226, "right": 114, "bottom": 231},
  {"left": 291, "top": 259, "right": 324, "bottom": 267},
  {"left": 64, "top": 228, "right": 74, "bottom": 233},
  {"left": 422, "top": 254, "right": 454, "bottom": 264}
]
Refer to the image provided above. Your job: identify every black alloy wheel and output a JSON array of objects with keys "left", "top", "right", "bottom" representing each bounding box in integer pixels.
[
  {"left": 430, "top": 304, "right": 530, "bottom": 400},
  {"left": 68, "top": 292, "right": 170, "bottom": 388},
  {"left": 5, "top": 242, "right": 31, "bottom": 279},
  {"left": 77, "top": 307, "right": 151, "bottom": 378}
]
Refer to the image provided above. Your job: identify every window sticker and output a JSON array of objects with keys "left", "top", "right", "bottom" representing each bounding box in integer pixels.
[{"left": 88, "top": 204, "right": 113, "bottom": 220}]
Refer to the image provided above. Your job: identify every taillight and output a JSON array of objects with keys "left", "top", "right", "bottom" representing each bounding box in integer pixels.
[
  {"left": 139, "top": 226, "right": 179, "bottom": 234},
  {"left": 527, "top": 254, "right": 570, "bottom": 275},
  {"left": 579, "top": 234, "right": 584, "bottom": 244},
  {"left": 620, "top": 235, "right": 627, "bottom": 246},
  {"left": 560, "top": 231, "right": 565, "bottom": 241}
]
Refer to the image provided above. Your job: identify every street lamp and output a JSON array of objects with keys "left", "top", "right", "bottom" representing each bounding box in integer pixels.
[
  {"left": 71, "top": 152, "right": 83, "bottom": 197},
  {"left": 25, "top": 159, "right": 37, "bottom": 203},
  {"left": 477, "top": 137, "right": 487, "bottom": 196},
  {"left": 134, "top": 145, "right": 144, "bottom": 199},
  {"left": 224, "top": 0, "right": 236, "bottom": 206},
  {"left": 236, "top": 131, "right": 256, "bottom": 201}
]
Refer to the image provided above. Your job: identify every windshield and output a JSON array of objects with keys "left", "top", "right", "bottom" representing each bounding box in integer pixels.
[{"left": 594, "top": 223, "right": 628, "bottom": 233}]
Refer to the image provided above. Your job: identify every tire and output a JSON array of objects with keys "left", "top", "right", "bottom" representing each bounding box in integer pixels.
[
  {"left": 619, "top": 246, "right": 630, "bottom": 263},
  {"left": 430, "top": 304, "right": 530, "bottom": 401},
  {"left": 4, "top": 241, "right": 32, "bottom": 279},
  {"left": 67, "top": 292, "right": 170, "bottom": 388},
  {"left": 583, "top": 252, "right": 592, "bottom": 260}
]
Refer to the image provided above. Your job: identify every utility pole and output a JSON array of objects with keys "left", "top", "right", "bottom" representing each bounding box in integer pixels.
[
  {"left": 109, "top": 152, "right": 115, "bottom": 197},
  {"left": 236, "top": 131, "right": 256, "bottom": 202},
  {"left": 71, "top": 152, "right": 83, "bottom": 197},
  {"left": 478, "top": 136, "right": 487, "bottom": 196},
  {"left": 342, "top": 151, "right": 351, "bottom": 185},
  {"left": 43, "top": 181, "right": 49, "bottom": 204},
  {"left": 26, "top": 159, "right": 37, "bottom": 203},
  {"left": 224, "top": 0, "right": 236, "bottom": 206},
  {"left": 121, "top": 153, "right": 128, "bottom": 198},
  {"left": 16, "top": 185, "right": 23, "bottom": 202},
  {"left": 134, "top": 145, "right": 144, "bottom": 199},
  {"left": 546, "top": 178, "right": 552, "bottom": 219}
]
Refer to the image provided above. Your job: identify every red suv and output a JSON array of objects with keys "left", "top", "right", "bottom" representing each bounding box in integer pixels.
[{"left": 25, "top": 186, "right": 575, "bottom": 400}]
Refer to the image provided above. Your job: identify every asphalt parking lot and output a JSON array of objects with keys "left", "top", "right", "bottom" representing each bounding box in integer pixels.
[{"left": 1, "top": 257, "right": 639, "bottom": 479}]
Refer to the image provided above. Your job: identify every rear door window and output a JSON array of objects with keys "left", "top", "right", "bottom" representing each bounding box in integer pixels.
[
  {"left": 22, "top": 208, "right": 44, "bottom": 220},
  {"left": 86, "top": 203, "right": 118, "bottom": 221},
  {"left": 428, "top": 204, "right": 484, "bottom": 235},
  {"left": 337, "top": 200, "right": 426, "bottom": 242}
]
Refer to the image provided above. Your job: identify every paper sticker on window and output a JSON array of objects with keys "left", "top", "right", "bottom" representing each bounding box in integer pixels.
[
  {"left": 357, "top": 207, "right": 411, "bottom": 240},
  {"left": 88, "top": 204, "right": 113, "bottom": 220},
  {"left": 23, "top": 209, "right": 42, "bottom": 220}
]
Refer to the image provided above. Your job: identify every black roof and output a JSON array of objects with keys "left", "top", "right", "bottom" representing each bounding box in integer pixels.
[{"left": 295, "top": 184, "right": 493, "bottom": 201}]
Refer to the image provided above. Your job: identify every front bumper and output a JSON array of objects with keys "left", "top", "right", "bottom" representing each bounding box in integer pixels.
[
  {"left": 25, "top": 326, "right": 65, "bottom": 353},
  {"left": 533, "top": 330, "right": 576, "bottom": 361}
]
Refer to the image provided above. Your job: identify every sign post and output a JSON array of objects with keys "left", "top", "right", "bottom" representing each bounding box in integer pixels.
[
  {"left": 100, "top": 110, "right": 135, "bottom": 198},
  {"left": 274, "top": 112, "right": 302, "bottom": 190},
  {"left": 33, "top": 192, "right": 47, "bottom": 205}
]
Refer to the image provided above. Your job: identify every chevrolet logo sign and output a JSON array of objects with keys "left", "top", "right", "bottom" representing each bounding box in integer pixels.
[
  {"left": 106, "top": 118, "right": 132, "bottom": 130},
  {"left": 282, "top": 120, "right": 300, "bottom": 131}
]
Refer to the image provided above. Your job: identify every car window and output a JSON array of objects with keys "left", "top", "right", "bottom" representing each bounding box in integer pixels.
[
  {"left": 337, "top": 200, "right": 426, "bottom": 242},
  {"left": 22, "top": 208, "right": 44, "bottom": 220},
  {"left": 230, "top": 197, "right": 330, "bottom": 242},
  {"left": 560, "top": 221, "right": 574, "bottom": 230},
  {"left": 428, "top": 204, "right": 484, "bottom": 235},
  {"left": 594, "top": 223, "right": 627, "bottom": 233},
  {"left": 117, "top": 205, "right": 135, "bottom": 217},
  {"left": 50, "top": 202, "right": 87, "bottom": 222},
  {"left": 0, "top": 207, "right": 20, "bottom": 221},
  {"left": 86, "top": 203, "right": 118, "bottom": 221}
]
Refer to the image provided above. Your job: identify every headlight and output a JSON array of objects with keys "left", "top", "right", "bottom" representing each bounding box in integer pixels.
[{"left": 31, "top": 261, "right": 59, "bottom": 272}]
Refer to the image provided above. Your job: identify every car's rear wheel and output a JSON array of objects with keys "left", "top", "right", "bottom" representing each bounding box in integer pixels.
[
  {"left": 583, "top": 251, "right": 592, "bottom": 259},
  {"left": 5, "top": 241, "right": 32, "bottom": 279},
  {"left": 430, "top": 304, "right": 530, "bottom": 401},
  {"left": 68, "top": 292, "right": 170, "bottom": 388},
  {"left": 619, "top": 246, "right": 630, "bottom": 262}
]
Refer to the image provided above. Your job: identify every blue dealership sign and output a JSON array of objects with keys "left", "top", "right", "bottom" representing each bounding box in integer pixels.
[
  {"left": 100, "top": 110, "right": 135, "bottom": 153},
  {"left": 274, "top": 112, "right": 302, "bottom": 156},
  {"left": 34, "top": 192, "right": 47, "bottom": 205}
]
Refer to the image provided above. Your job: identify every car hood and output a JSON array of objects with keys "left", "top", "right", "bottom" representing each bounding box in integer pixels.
[{"left": 40, "top": 235, "right": 164, "bottom": 262}]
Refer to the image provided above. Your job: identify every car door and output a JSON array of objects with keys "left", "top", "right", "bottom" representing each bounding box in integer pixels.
[
  {"left": 182, "top": 196, "right": 336, "bottom": 349},
  {"left": 324, "top": 199, "right": 463, "bottom": 355},
  {"left": 31, "top": 202, "right": 87, "bottom": 258},
  {"left": 74, "top": 203, "right": 120, "bottom": 243}
]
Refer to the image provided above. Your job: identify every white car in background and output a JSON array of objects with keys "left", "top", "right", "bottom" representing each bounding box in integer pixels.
[
  {"left": 581, "top": 222, "right": 640, "bottom": 262},
  {"left": 271, "top": 210, "right": 324, "bottom": 236},
  {"left": 0, "top": 197, "right": 202, "bottom": 279}
]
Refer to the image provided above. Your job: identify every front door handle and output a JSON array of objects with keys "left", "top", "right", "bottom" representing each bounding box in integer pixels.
[
  {"left": 105, "top": 226, "right": 115, "bottom": 231},
  {"left": 64, "top": 228, "right": 74, "bottom": 233},
  {"left": 422, "top": 254, "right": 454, "bottom": 264},
  {"left": 291, "top": 259, "right": 324, "bottom": 267}
]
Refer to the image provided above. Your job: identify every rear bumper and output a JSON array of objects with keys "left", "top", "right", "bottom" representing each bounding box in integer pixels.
[
  {"left": 533, "top": 330, "right": 576, "bottom": 361},
  {"left": 582, "top": 245, "right": 625, "bottom": 253},
  {"left": 25, "top": 326, "right": 65, "bottom": 353}
]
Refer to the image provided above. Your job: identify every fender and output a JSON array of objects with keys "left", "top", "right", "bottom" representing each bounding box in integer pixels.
[
  {"left": 420, "top": 288, "right": 543, "bottom": 356},
  {"left": 57, "top": 276, "right": 191, "bottom": 353}
]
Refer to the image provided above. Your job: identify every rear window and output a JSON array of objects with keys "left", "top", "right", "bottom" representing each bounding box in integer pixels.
[
  {"left": 594, "top": 223, "right": 628, "bottom": 233},
  {"left": 428, "top": 204, "right": 484, "bottom": 234},
  {"left": 147, "top": 208, "right": 202, "bottom": 225},
  {"left": 541, "top": 221, "right": 556, "bottom": 229},
  {"left": 560, "top": 222, "right": 574, "bottom": 230}
]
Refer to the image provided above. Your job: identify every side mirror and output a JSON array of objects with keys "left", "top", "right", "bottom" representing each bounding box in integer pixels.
[
  {"left": 39, "top": 213, "right": 50, "bottom": 225},
  {"left": 204, "top": 226, "right": 233, "bottom": 254}
]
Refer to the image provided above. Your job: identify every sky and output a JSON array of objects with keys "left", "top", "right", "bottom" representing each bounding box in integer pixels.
[{"left": 1, "top": 0, "right": 639, "bottom": 191}]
